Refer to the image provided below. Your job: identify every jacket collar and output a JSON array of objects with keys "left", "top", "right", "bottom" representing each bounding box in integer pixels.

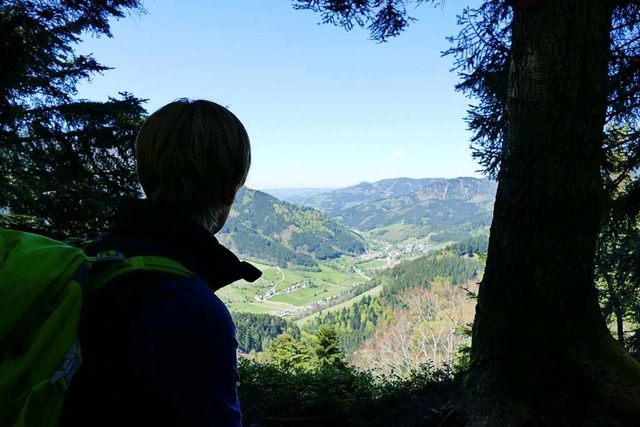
[{"left": 107, "top": 197, "right": 261, "bottom": 291}]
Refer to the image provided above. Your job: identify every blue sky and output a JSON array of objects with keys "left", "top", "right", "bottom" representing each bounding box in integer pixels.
[{"left": 76, "top": 0, "right": 483, "bottom": 190}]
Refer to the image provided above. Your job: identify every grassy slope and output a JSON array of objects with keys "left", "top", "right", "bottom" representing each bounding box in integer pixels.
[
  {"left": 216, "top": 257, "right": 369, "bottom": 316},
  {"left": 296, "top": 284, "right": 384, "bottom": 327}
]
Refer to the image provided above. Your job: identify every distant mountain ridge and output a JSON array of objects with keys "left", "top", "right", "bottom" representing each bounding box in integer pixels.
[
  {"left": 219, "top": 178, "right": 496, "bottom": 264},
  {"left": 290, "top": 177, "right": 497, "bottom": 243},
  {"left": 260, "top": 187, "right": 337, "bottom": 203},
  {"left": 218, "top": 187, "right": 365, "bottom": 267},
  {"left": 294, "top": 177, "right": 442, "bottom": 215},
  {"left": 410, "top": 177, "right": 496, "bottom": 205}
]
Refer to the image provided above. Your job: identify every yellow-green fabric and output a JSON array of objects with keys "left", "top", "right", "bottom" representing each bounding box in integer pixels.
[
  {"left": 0, "top": 228, "right": 193, "bottom": 427},
  {"left": 0, "top": 229, "right": 84, "bottom": 427}
]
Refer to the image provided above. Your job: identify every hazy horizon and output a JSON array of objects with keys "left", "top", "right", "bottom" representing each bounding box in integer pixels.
[{"left": 254, "top": 175, "right": 491, "bottom": 191}]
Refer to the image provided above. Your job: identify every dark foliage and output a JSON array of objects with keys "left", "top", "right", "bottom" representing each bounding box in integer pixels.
[
  {"left": 0, "top": 0, "right": 147, "bottom": 238},
  {"left": 234, "top": 312, "right": 298, "bottom": 354},
  {"left": 306, "top": 294, "right": 383, "bottom": 354},
  {"left": 380, "top": 251, "right": 483, "bottom": 303},
  {"left": 596, "top": 130, "right": 640, "bottom": 354},
  {"left": 238, "top": 359, "right": 459, "bottom": 427},
  {"left": 0, "top": 94, "right": 146, "bottom": 238},
  {"left": 446, "top": 234, "right": 490, "bottom": 256},
  {"left": 443, "top": 2, "right": 511, "bottom": 178},
  {"left": 292, "top": 0, "right": 443, "bottom": 42}
]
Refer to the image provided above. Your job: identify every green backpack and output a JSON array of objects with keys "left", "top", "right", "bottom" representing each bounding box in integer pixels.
[{"left": 0, "top": 228, "right": 194, "bottom": 427}]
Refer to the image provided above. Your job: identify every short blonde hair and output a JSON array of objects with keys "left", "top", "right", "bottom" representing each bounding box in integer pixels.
[{"left": 136, "top": 99, "right": 251, "bottom": 228}]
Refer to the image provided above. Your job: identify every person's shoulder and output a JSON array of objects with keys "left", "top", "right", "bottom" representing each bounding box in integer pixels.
[{"left": 146, "top": 274, "right": 233, "bottom": 326}]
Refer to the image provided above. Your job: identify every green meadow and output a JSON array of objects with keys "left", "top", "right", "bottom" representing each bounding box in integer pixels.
[
  {"left": 216, "top": 257, "right": 369, "bottom": 317},
  {"left": 355, "top": 258, "right": 387, "bottom": 269}
]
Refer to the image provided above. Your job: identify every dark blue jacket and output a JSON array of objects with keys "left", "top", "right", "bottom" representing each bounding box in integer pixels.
[{"left": 60, "top": 198, "right": 261, "bottom": 427}]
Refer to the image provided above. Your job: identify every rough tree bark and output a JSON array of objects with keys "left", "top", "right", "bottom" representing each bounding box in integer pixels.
[{"left": 463, "top": 1, "right": 640, "bottom": 425}]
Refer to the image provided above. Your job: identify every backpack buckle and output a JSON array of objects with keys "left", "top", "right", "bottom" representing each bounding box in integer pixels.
[
  {"left": 95, "top": 250, "right": 125, "bottom": 262},
  {"left": 50, "top": 342, "right": 82, "bottom": 394}
]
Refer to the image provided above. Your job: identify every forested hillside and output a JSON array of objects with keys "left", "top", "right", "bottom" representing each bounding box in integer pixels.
[
  {"left": 218, "top": 187, "right": 366, "bottom": 267},
  {"left": 234, "top": 312, "right": 299, "bottom": 354},
  {"left": 248, "top": 246, "right": 486, "bottom": 374},
  {"left": 304, "top": 248, "right": 483, "bottom": 328}
]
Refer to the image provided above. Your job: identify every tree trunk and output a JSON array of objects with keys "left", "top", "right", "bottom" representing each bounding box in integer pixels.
[
  {"left": 607, "top": 275, "right": 626, "bottom": 345},
  {"left": 616, "top": 308, "right": 625, "bottom": 346},
  {"left": 462, "top": 1, "right": 640, "bottom": 425}
]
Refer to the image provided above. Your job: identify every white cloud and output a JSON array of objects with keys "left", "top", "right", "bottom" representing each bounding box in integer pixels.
[{"left": 392, "top": 150, "right": 405, "bottom": 158}]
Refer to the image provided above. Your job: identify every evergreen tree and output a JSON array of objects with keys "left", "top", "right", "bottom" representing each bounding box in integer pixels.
[
  {"left": 1, "top": 0, "right": 147, "bottom": 237},
  {"left": 263, "top": 331, "right": 313, "bottom": 371},
  {"left": 596, "top": 135, "right": 640, "bottom": 354},
  {"left": 234, "top": 312, "right": 296, "bottom": 353},
  {"left": 314, "top": 325, "right": 346, "bottom": 368}
]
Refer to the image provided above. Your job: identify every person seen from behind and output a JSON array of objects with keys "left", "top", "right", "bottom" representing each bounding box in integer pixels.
[{"left": 60, "top": 98, "right": 261, "bottom": 427}]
